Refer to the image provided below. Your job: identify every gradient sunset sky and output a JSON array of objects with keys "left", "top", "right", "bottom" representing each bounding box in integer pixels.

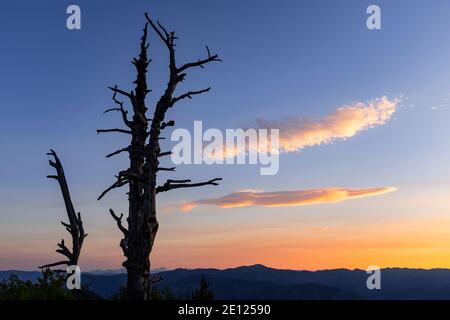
[{"left": 1, "top": 0, "right": 450, "bottom": 271}]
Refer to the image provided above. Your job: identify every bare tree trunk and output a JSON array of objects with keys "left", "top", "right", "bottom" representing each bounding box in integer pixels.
[
  {"left": 40, "top": 150, "right": 87, "bottom": 271},
  {"left": 98, "top": 13, "right": 222, "bottom": 300}
]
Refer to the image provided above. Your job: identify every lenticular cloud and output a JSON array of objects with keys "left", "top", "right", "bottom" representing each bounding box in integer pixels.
[
  {"left": 180, "top": 187, "right": 397, "bottom": 211},
  {"left": 256, "top": 96, "right": 398, "bottom": 152}
]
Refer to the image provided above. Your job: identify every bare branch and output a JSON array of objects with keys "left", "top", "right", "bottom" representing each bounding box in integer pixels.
[
  {"left": 39, "top": 260, "right": 70, "bottom": 269},
  {"left": 117, "top": 170, "right": 146, "bottom": 182},
  {"left": 160, "top": 120, "right": 175, "bottom": 130},
  {"left": 108, "top": 86, "right": 133, "bottom": 98},
  {"left": 145, "top": 13, "right": 172, "bottom": 47},
  {"left": 103, "top": 85, "right": 132, "bottom": 128},
  {"left": 104, "top": 108, "right": 122, "bottom": 113},
  {"left": 158, "top": 151, "right": 172, "bottom": 158},
  {"left": 177, "top": 46, "right": 222, "bottom": 73},
  {"left": 157, "top": 167, "right": 175, "bottom": 172},
  {"left": 171, "top": 87, "right": 211, "bottom": 106},
  {"left": 166, "top": 179, "right": 191, "bottom": 183},
  {"left": 60, "top": 221, "right": 71, "bottom": 229},
  {"left": 98, "top": 179, "right": 129, "bottom": 201},
  {"left": 109, "top": 209, "right": 128, "bottom": 236},
  {"left": 56, "top": 238, "right": 73, "bottom": 260},
  {"left": 76, "top": 212, "right": 87, "bottom": 240},
  {"left": 104, "top": 108, "right": 131, "bottom": 128},
  {"left": 106, "top": 146, "right": 130, "bottom": 158},
  {"left": 97, "top": 128, "right": 132, "bottom": 135},
  {"left": 132, "top": 23, "right": 151, "bottom": 114},
  {"left": 156, "top": 178, "right": 222, "bottom": 193}
]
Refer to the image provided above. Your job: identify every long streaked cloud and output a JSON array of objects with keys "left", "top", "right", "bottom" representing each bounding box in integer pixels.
[
  {"left": 256, "top": 96, "right": 398, "bottom": 152},
  {"left": 179, "top": 187, "right": 397, "bottom": 212},
  {"left": 203, "top": 96, "right": 399, "bottom": 161}
]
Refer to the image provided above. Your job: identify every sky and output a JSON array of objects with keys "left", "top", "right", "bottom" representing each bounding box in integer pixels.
[{"left": 1, "top": 0, "right": 450, "bottom": 271}]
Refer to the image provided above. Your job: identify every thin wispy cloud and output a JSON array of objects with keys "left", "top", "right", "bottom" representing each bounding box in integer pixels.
[
  {"left": 430, "top": 104, "right": 447, "bottom": 111},
  {"left": 178, "top": 187, "right": 397, "bottom": 212},
  {"left": 256, "top": 96, "right": 398, "bottom": 152}
]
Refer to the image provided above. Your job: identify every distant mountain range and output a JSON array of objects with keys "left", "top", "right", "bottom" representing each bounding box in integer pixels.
[
  {"left": 86, "top": 267, "right": 167, "bottom": 275},
  {"left": 2, "top": 264, "right": 450, "bottom": 299}
]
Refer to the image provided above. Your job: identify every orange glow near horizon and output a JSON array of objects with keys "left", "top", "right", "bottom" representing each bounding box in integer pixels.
[
  {"left": 149, "top": 213, "right": 450, "bottom": 271},
  {"left": 2, "top": 192, "right": 449, "bottom": 272},
  {"left": 2, "top": 213, "right": 450, "bottom": 271}
]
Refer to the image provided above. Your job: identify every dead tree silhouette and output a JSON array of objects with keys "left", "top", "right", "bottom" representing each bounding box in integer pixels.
[
  {"left": 97, "top": 13, "right": 222, "bottom": 299},
  {"left": 39, "top": 149, "right": 87, "bottom": 271}
]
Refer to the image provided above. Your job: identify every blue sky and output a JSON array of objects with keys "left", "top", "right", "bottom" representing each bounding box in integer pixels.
[{"left": 1, "top": 0, "right": 450, "bottom": 270}]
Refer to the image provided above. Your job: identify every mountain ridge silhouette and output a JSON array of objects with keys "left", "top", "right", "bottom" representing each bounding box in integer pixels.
[{"left": 3, "top": 264, "right": 450, "bottom": 299}]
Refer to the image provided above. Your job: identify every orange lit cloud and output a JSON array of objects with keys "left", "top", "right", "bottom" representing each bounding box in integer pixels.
[
  {"left": 203, "top": 96, "right": 398, "bottom": 160},
  {"left": 256, "top": 96, "right": 398, "bottom": 152},
  {"left": 179, "top": 187, "right": 397, "bottom": 211}
]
